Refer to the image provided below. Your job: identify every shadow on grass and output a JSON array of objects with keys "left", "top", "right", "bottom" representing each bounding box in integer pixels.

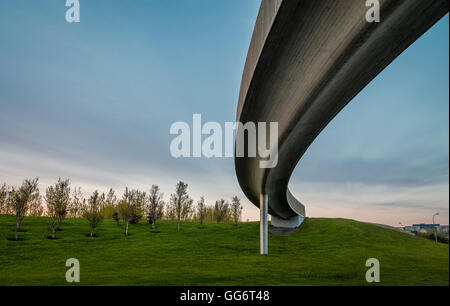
[
  {"left": 46, "top": 236, "right": 60, "bottom": 240},
  {"left": 7, "top": 237, "right": 27, "bottom": 241},
  {"left": 11, "top": 229, "right": 27, "bottom": 232},
  {"left": 85, "top": 234, "right": 99, "bottom": 238}
]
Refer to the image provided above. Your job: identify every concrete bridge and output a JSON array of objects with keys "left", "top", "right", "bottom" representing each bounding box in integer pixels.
[{"left": 234, "top": 0, "right": 448, "bottom": 254}]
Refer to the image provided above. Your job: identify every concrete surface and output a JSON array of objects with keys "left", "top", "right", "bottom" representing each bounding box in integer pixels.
[{"left": 235, "top": 0, "right": 448, "bottom": 225}]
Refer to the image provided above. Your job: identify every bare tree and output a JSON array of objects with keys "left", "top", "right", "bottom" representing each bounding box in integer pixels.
[
  {"left": 45, "top": 178, "right": 71, "bottom": 239},
  {"left": 147, "top": 185, "right": 164, "bottom": 232},
  {"left": 0, "top": 183, "right": 7, "bottom": 214},
  {"left": 197, "top": 196, "right": 206, "bottom": 228},
  {"left": 11, "top": 178, "right": 39, "bottom": 240},
  {"left": 101, "top": 188, "right": 118, "bottom": 219},
  {"left": 69, "top": 187, "right": 85, "bottom": 218},
  {"left": 27, "top": 194, "right": 44, "bottom": 216},
  {"left": 230, "top": 196, "right": 243, "bottom": 226},
  {"left": 169, "top": 181, "right": 193, "bottom": 232},
  {"left": 214, "top": 199, "right": 229, "bottom": 224},
  {"left": 105, "top": 188, "right": 117, "bottom": 207},
  {"left": 83, "top": 190, "right": 104, "bottom": 238}
]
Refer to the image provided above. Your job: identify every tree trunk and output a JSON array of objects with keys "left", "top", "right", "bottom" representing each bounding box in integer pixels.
[
  {"left": 177, "top": 221, "right": 180, "bottom": 232},
  {"left": 90, "top": 229, "right": 93, "bottom": 238},
  {"left": 152, "top": 220, "right": 155, "bottom": 231},
  {"left": 126, "top": 222, "right": 129, "bottom": 236},
  {"left": 15, "top": 223, "right": 18, "bottom": 241},
  {"left": 52, "top": 226, "right": 55, "bottom": 239}
]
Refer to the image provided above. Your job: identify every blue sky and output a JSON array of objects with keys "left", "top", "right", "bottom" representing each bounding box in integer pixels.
[{"left": 0, "top": 1, "right": 448, "bottom": 225}]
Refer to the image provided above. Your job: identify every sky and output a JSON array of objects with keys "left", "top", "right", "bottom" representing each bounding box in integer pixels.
[{"left": 0, "top": 1, "right": 448, "bottom": 226}]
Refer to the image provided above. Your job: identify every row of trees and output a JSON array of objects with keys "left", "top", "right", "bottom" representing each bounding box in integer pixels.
[{"left": 0, "top": 179, "right": 244, "bottom": 240}]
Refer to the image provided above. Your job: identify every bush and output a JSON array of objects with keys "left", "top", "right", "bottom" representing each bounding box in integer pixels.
[{"left": 417, "top": 231, "right": 449, "bottom": 244}]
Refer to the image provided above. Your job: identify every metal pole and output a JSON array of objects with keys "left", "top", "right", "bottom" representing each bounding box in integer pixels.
[
  {"left": 260, "top": 193, "right": 268, "bottom": 255},
  {"left": 433, "top": 213, "right": 439, "bottom": 243}
]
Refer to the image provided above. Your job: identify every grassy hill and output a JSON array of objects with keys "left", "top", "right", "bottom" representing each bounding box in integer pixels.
[{"left": 0, "top": 215, "right": 448, "bottom": 285}]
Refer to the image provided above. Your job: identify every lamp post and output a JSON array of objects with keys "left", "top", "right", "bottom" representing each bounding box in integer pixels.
[{"left": 433, "top": 212, "right": 440, "bottom": 243}]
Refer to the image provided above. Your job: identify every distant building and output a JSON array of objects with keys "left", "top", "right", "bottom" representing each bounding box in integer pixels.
[
  {"left": 439, "top": 225, "right": 449, "bottom": 233},
  {"left": 403, "top": 226, "right": 415, "bottom": 232},
  {"left": 419, "top": 228, "right": 433, "bottom": 233},
  {"left": 413, "top": 224, "right": 440, "bottom": 232}
]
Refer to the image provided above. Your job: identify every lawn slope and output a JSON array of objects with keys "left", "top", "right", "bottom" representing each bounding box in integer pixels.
[{"left": 0, "top": 215, "right": 448, "bottom": 285}]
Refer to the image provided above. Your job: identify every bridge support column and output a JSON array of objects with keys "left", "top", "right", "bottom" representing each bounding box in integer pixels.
[{"left": 260, "top": 193, "right": 268, "bottom": 255}]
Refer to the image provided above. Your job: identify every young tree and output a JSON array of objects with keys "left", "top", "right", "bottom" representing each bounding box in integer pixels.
[
  {"left": 101, "top": 188, "right": 118, "bottom": 219},
  {"left": 45, "top": 178, "right": 71, "bottom": 239},
  {"left": 105, "top": 188, "right": 117, "bottom": 207},
  {"left": 83, "top": 190, "right": 104, "bottom": 238},
  {"left": 197, "top": 196, "right": 206, "bottom": 228},
  {"left": 129, "top": 189, "right": 145, "bottom": 224},
  {"left": 117, "top": 188, "right": 134, "bottom": 236},
  {"left": 27, "top": 194, "right": 44, "bottom": 216},
  {"left": 230, "top": 196, "right": 243, "bottom": 226},
  {"left": 117, "top": 200, "right": 131, "bottom": 235},
  {"left": 0, "top": 183, "right": 7, "bottom": 214},
  {"left": 147, "top": 185, "right": 165, "bottom": 231},
  {"left": 11, "top": 178, "right": 39, "bottom": 241},
  {"left": 69, "top": 187, "right": 84, "bottom": 218},
  {"left": 214, "top": 199, "right": 229, "bottom": 224},
  {"left": 169, "top": 181, "right": 193, "bottom": 232},
  {"left": 112, "top": 211, "right": 120, "bottom": 226}
]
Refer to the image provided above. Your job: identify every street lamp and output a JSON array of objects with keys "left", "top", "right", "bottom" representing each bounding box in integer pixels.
[{"left": 433, "top": 212, "right": 440, "bottom": 243}]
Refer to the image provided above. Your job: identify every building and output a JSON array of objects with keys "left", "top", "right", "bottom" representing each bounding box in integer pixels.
[{"left": 413, "top": 224, "right": 440, "bottom": 232}]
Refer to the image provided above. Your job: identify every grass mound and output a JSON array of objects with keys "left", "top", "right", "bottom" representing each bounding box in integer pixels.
[{"left": 0, "top": 215, "right": 448, "bottom": 285}]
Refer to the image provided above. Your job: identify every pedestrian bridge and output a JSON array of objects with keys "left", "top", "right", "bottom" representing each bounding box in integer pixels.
[{"left": 234, "top": 0, "right": 448, "bottom": 254}]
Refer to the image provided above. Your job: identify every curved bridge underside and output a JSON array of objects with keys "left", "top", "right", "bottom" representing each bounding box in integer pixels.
[{"left": 235, "top": 0, "right": 448, "bottom": 226}]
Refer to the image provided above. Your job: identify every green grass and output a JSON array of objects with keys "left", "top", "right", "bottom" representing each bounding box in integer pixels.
[{"left": 0, "top": 215, "right": 448, "bottom": 285}]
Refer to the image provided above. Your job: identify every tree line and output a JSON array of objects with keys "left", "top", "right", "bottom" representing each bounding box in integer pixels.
[{"left": 0, "top": 178, "right": 243, "bottom": 241}]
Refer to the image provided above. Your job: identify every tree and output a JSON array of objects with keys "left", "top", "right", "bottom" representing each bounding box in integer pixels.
[
  {"left": 27, "top": 194, "right": 44, "bottom": 216},
  {"left": 101, "top": 188, "right": 118, "bottom": 219},
  {"left": 117, "top": 200, "right": 131, "bottom": 235},
  {"left": 11, "top": 178, "right": 39, "bottom": 241},
  {"left": 197, "top": 196, "right": 206, "bottom": 227},
  {"left": 112, "top": 211, "right": 120, "bottom": 226},
  {"left": 117, "top": 188, "right": 134, "bottom": 236},
  {"left": 69, "top": 187, "right": 85, "bottom": 218},
  {"left": 83, "top": 190, "right": 104, "bottom": 237},
  {"left": 230, "top": 196, "right": 243, "bottom": 226},
  {"left": 129, "top": 189, "right": 145, "bottom": 224},
  {"left": 214, "top": 199, "right": 229, "bottom": 223},
  {"left": 147, "top": 185, "right": 164, "bottom": 231},
  {"left": 45, "top": 178, "right": 71, "bottom": 239},
  {"left": 0, "top": 183, "right": 7, "bottom": 214},
  {"left": 169, "top": 181, "right": 193, "bottom": 232},
  {"left": 105, "top": 188, "right": 117, "bottom": 207}
]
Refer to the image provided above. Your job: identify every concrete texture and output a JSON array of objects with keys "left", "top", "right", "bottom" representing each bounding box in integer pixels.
[{"left": 235, "top": 0, "right": 449, "bottom": 224}]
